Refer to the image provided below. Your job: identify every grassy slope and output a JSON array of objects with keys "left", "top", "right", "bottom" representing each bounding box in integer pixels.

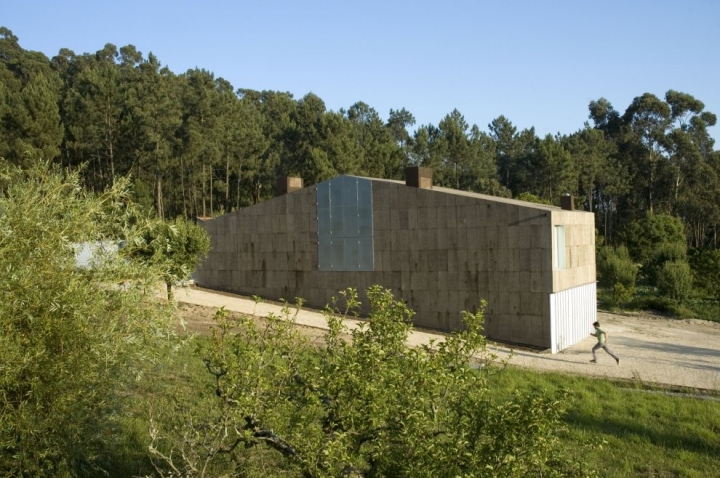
[
  {"left": 115, "top": 335, "right": 720, "bottom": 477},
  {"left": 489, "top": 368, "right": 720, "bottom": 478}
]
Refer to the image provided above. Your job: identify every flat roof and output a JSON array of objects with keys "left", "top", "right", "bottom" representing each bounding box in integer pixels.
[{"left": 355, "top": 176, "right": 566, "bottom": 212}]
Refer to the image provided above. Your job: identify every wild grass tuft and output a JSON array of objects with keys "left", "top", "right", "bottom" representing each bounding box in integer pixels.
[{"left": 488, "top": 367, "right": 720, "bottom": 478}]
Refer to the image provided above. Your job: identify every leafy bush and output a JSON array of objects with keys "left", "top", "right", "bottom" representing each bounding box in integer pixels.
[
  {"left": 676, "top": 299, "right": 720, "bottom": 322},
  {"left": 628, "top": 289, "right": 673, "bottom": 314},
  {"left": 148, "top": 287, "right": 589, "bottom": 477},
  {"left": 626, "top": 287, "right": 720, "bottom": 320},
  {"left": 0, "top": 162, "right": 174, "bottom": 476},
  {"left": 125, "top": 216, "right": 210, "bottom": 300},
  {"left": 610, "top": 283, "right": 636, "bottom": 307},
  {"left": 645, "top": 241, "right": 687, "bottom": 286},
  {"left": 597, "top": 245, "right": 638, "bottom": 306},
  {"left": 657, "top": 260, "right": 694, "bottom": 301},
  {"left": 620, "top": 213, "right": 686, "bottom": 267},
  {"left": 688, "top": 248, "right": 720, "bottom": 298}
]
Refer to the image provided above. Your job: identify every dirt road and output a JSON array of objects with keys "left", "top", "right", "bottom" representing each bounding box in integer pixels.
[{"left": 175, "top": 286, "right": 720, "bottom": 392}]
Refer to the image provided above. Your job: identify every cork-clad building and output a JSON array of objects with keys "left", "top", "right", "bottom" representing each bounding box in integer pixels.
[{"left": 193, "top": 167, "right": 596, "bottom": 353}]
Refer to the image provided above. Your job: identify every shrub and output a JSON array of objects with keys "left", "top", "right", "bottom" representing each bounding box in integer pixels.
[
  {"left": 0, "top": 162, "right": 174, "bottom": 476},
  {"left": 125, "top": 216, "right": 210, "bottom": 300},
  {"left": 597, "top": 245, "right": 638, "bottom": 306},
  {"left": 148, "top": 287, "right": 590, "bottom": 477},
  {"left": 645, "top": 241, "right": 687, "bottom": 286},
  {"left": 657, "top": 260, "right": 694, "bottom": 301},
  {"left": 621, "top": 213, "right": 686, "bottom": 266},
  {"left": 688, "top": 248, "right": 720, "bottom": 298},
  {"left": 611, "top": 283, "right": 636, "bottom": 307},
  {"left": 629, "top": 294, "right": 673, "bottom": 314}
]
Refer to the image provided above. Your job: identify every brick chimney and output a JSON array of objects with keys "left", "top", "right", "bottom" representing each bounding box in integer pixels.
[
  {"left": 276, "top": 177, "right": 303, "bottom": 196},
  {"left": 560, "top": 194, "right": 575, "bottom": 211},
  {"left": 405, "top": 167, "right": 433, "bottom": 189}
]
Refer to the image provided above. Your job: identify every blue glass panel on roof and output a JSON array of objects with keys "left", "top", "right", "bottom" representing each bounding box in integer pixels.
[
  {"left": 330, "top": 239, "right": 344, "bottom": 270},
  {"left": 358, "top": 207, "right": 373, "bottom": 236},
  {"left": 330, "top": 209, "right": 344, "bottom": 236},
  {"left": 330, "top": 179, "right": 343, "bottom": 206},
  {"left": 344, "top": 206, "right": 358, "bottom": 236},
  {"left": 342, "top": 176, "right": 358, "bottom": 206},
  {"left": 318, "top": 236, "right": 332, "bottom": 270},
  {"left": 358, "top": 179, "right": 372, "bottom": 205},
  {"left": 317, "top": 182, "right": 330, "bottom": 209},
  {"left": 317, "top": 212, "right": 331, "bottom": 239},
  {"left": 317, "top": 176, "right": 374, "bottom": 271},
  {"left": 344, "top": 238, "right": 359, "bottom": 270}
]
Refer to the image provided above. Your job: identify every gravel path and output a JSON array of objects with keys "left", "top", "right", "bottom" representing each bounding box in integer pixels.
[{"left": 175, "top": 286, "right": 720, "bottom": 392}]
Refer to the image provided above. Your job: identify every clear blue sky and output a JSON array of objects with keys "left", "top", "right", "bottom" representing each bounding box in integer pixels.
[{"left": 3, "top": 0, "right": 720, "bottom": 143}]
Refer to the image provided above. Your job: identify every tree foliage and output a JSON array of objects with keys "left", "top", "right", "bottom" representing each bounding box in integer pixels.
[
  {"left": 2, "top": 26, "right": 719, "bottom": 249},
  {"left": 0, "top": 160, "right": 175, "bottom": 476},
  {"left": 623, "top": 214, "right": 686, "bottom": 266},
  {"left": 3, "top": 25, "right": 720, "bottom": 306},
  {"left": 597, "top": 245, "right": 638, "bottom": 306},
  {"left": 590, "top": 92, "right": 718, "bottom": 246},
  {"left": 687, "top": 248, "right": 720, "bottom": 298},
  {"left": 645, "top": 242, "right": 688, "bottom": 288},
  {"left": 0, "top": 28, "right": 63, "bottom": 165},
  {"left": 657, "top": 260, "right": 693, "bottom": 301},
  {"left": 125, "top": 216, "right": 210, "bottom": 300},
  {"left": 148, "top": 287, "right": 587, "bottom": 477}
]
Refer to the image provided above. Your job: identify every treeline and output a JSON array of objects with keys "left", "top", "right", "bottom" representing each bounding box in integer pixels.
[{"left": 1, "top": 26, "right": 719, "bottom": 248}]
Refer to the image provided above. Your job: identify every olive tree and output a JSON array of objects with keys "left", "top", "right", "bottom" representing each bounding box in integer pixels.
[
  {"left": 149, "top": 287, "right": 589, "bottom": 477},
  {"left": 0, "top": 161, "right": 175, "bottom": 476},
  {"left": 126, "top": 216, "right": 210, "bottom": 300}
]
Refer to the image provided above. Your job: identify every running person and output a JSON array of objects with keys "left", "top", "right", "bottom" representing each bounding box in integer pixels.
[{"left": 590, "top": 321, "right": 620, "bottom": 365}]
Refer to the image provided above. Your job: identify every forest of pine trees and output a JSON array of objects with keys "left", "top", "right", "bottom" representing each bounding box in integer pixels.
[{"left": 2, "top": 27, "right": 719, "bottom": 250}]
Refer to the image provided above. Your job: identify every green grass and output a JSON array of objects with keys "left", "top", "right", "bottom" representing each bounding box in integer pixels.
[
  {"left": 598, "top": 285, "right": 720, "bottom": 322},
  {"left": 111, "top": 338, "right": 216, "bottom": 478},
  {"left": 488, "top": 367, "right": 720, "bottom": 478}
]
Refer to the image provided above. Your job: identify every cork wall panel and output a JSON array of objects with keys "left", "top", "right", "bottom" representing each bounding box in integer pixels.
[{"left": 195, "top": 178, "right": 596, "bottom": 351}]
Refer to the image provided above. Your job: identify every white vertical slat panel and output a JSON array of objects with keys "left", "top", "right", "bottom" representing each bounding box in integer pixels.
[{"left": 550, "top": 282, "right": 596, "bottom": 353}]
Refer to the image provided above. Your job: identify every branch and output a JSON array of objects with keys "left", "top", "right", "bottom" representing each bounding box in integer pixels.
[
  {"left": 244, "top": 415, "right": 299, "bottom": 457},
  {"left": 293, "top": 372, "right": 342, "bottom": 432},
  {"left": 203, "top": 358, "right": 225, "bottom": 378},
  {"left": 216, "top": 438, "right": 244, "bottom": 454}
]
